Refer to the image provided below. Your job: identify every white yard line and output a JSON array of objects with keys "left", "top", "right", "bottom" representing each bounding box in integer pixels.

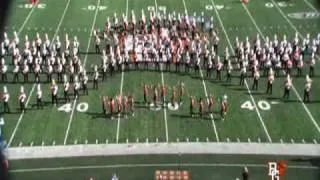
[
  {"left": 160, "top": 64, "right": 169, "bottom": 142},
  {"left": 17, "top": 0, "right": 39, "bottom": 34},
  {"left": 9, "top": 162, "right": 318, "bottom": 173},
  {"left": 302, "top": 0, "right": 320, "bottom": 13},
  {"left": 63, "top": 0, "right": 101, "bottom": 145},
  {"left": 8, "top": 0, "right": 72, "bottom": 147},
  {"left": 210, "top": 0, "right": 272, "bottom": 142},
  {"left": 183, "top": 1, "right": 220, "bottom": 142},
  {"left": 242, "top": 2, "right": 320, "bottom": 135},
  {"left": 116, "top": 0, "right": 129, "bottom": 144},
  {"left": 154, "top": 0, "right": 169, "bottom": 142}
]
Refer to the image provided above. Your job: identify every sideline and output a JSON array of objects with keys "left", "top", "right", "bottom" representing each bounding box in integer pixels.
[
  {"left": 6, "top": 142, "right": 320, "bottom": 160},
  {"left": 10, "top": 162, "right": 319, "bottom": 173}
]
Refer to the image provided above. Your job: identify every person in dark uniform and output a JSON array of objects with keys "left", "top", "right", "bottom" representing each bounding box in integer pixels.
[{"left": 242, "top": 167, "right": 249, "bottom": 180}]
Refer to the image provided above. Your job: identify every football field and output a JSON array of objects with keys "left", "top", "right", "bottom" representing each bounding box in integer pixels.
[
  {"left": 1, "top": 0, "right": 320, "bottom": 179},
  {"left": 1, "top": 0, "right": 320, "bottom": 146},
  {"left": 2, "top": 0, "right": 320, "bottom": 147}
]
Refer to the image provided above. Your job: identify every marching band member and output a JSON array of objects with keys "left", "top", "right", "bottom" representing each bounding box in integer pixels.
[
  {"left": 82, "top": 70, "right": 89, "bottom": 95},
  {"left": 2, "top": 86, "right": 10, "bottom": 113},
  {"left": 36, "top": 84, "right": 43, "bottom": 109},
  {"left": 50, "top": 79, "right": 58, "bottom": 106},
  {"left": 304, "top": 75, "right": 312, "bottom": 103},
  {"left": 283, "top": 74, "right": 292, "bottom": 100},
  {"left": 90, "top": 65, "right": 97, "bottom": 90},
  {"left": 74, "top": 75, "right": 80, "bottom": 98},
  {"left": 221, "top": 94, "right": 228, "bottom": 121},
  {"left": 19, "top": 86, "right": 26, "bottom": 112},
  {"left": 63, "top": 75, "right": 70, "bottom": 102}
]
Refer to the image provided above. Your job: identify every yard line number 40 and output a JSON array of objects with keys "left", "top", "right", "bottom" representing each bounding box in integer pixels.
[
  {"left": 241, "top": 100, "right": 271, "bottom": 111},
  {"left": 58, "top": 102, "right": 89, "bottom": 113}
]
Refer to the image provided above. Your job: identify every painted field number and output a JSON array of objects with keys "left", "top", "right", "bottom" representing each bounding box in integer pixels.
[
  {"left": 83, "top": 5, "right": 107, "bottom": 11},
  {"left": 241, "top": 100, "right": 271, "bottom": 111},
  {"left": 58, "top": 102, "right": 89, "bottom": 113},
  {"left": 147, "top": 6, "right": 166, "bottom": 13},
  {"left": 18, "top": 3, "right": 46, "bottom": 9},
  {"left": 205, "top": 5, "right": 224, "bottom": 10},
  {"left": 265, "top": 1, "right": 294, "bottom": 8}
]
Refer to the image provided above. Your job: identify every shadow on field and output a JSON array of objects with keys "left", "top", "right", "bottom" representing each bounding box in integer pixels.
[{"left": 170, "top": 113, "right": 221, "bottom": 121}]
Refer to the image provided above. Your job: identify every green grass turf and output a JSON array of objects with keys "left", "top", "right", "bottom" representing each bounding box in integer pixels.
[
  {"left": 8, "top": 154, "right": 320, "bottom": 180},
  {"left": 1, "top": 0, "right": 320, "bottom": 148}
]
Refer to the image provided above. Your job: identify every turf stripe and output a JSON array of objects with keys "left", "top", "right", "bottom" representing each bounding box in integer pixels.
[
  {"left": 8, "top": 0, "right": 72, "bottom": 147},
  {"left": 183, "top": 0, "right": 220, "bottom": 142},
  {"left": 17, "top": 0, "right": 39, "bottom": 34},
  {"left": 154, "top": 0, "right": 169, "bottom": 143},
  {"left": 241, "top": 1, "right": 320, "bottom": 135},
  {"left": 210, "top": 0, "right": 272, "bottom": 142},
  {"left": 63, "top": 0, "right": 101, "bottom": 145}
]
